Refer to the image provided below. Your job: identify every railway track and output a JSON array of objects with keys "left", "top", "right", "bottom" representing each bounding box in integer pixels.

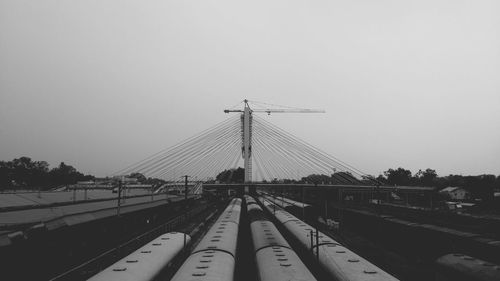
[
  {"left": 263, "top": 192, "right": 500, "bottom": 281},
  {"left": 46, "top": 195, "right": 500, "bottom": 281}
]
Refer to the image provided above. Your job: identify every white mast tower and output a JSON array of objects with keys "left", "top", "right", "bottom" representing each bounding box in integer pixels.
[{"left": 224, "top": 99, "right": 324, "bottom": 192}]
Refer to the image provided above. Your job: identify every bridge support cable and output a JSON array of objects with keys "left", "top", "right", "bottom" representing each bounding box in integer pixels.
[
  {"left": 151, "top": 121, "right": 241, "bottom": 178},
  {"left": 115, "top": 116, "right": 237, "bottom": 177},
  {"left": 252, "top": 142, "right": 289, "bottom": 180},
  {"left": 255, "top": 115, "right": 366, "bottom": 176},
  {"left": 254, "top": 121, "right": 341, "bottom": 177},
  {"left": 254, "top": 134, "right": 363, "bottom": 181},
  {"left": 252, "top": 115, "right": 372, "bottom": 182},
  {"left": 114, "top": 109, "right": 376, "bottom": 185},
  {"left": 142, "top": 118, "right": 240, "bottom": 177},
  {"left": 154, "top": 127, "right": 241, "bottom": 180},
  {"left": 188, "top": 142, "right": 242, "bottom": 180},
  {"left": 254, "top": 116, "right": 356, "bottom": 176},
  {"left": 253, "top": 134, "right": 324, "bottom": 181},
  {"left": 185, "top": 139, "right": 241, "bottom": 181},
  {"left": 115, "top": 115, "right": 239, "bottom": 176},
  {"left": 251, "top": 145, "right": 272, "bottom": 181},
  {"left": 254, "top": 115, "right": 371, "bottom": 179},
  {"left": 253, "top": 135, "right": 304, "bottom": 180},
  {"left": 115, "top": 115, "right": 242, "bottom": 181},
  {"left": 252, "top": 127, "right": 325, "bottom": 177}
]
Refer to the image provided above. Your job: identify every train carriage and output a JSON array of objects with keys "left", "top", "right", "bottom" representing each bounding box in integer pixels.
[
  {"left": 246, "top": 195, "right": 317, "bottom": 281},
  {"left": 258, "top": 196, "right": 400, "bottom": 281},
  {"left": 170, "top": 198, "right": 242, "bottom": 281},
  {"left": 87, "top": 232, "right": 190, "bottom": 281}
]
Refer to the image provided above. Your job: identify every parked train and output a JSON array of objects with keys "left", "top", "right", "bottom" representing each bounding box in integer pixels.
[
  {"left": 259, "top": 192, "right": 316, "bottom": 219},
  {"left": 336, "top": 202, "right": 500, "bottom": 263},
  {"left": 169, "top": 198, "right": 242, "bottom": 281},
  {"left": 245, "top": 195, "right": 317, "bottom": 281},
  {"left": 435, "top": 253, "right": 500, "bottom": 281},
  {"left": 258, "top": 196, "right": 400, "bottom": 281},
  {"left": 87, "top": 232, "right": 190, "bottom": 281}
]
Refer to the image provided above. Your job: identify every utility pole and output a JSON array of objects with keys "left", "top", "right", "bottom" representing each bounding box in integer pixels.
[
  {"left": 316, "top": 227, "right": 319, "bottom": 260},
  {"left": 117, "top": 179, "right": 122, "bottom": 216},
  {"left": 324, "top": 189, "right": 328, "bottom": 219},
  {"left": 184, "top": 175, "right": 189, "bottom": 200},
  {"left": 338, "top": 187, "right": 343, "bottom": 233},
  {"left": 183, "top": 175, "right": 190, "bottom": 219},
  {"left": 302, "top": 186, "right": 306, "bottom": 220}
]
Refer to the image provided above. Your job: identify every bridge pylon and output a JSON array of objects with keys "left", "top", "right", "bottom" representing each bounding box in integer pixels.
[{"left": 224, "top": 99, "right": 324, "bottom": 192}]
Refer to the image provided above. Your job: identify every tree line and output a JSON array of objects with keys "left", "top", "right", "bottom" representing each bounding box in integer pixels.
[
  {"left": 2, "top": 157, "right": 499, "bottom": 199},
  {"left": 213, "top": 167, "right": 500, "bottom": 190},
  {"left": 377, "top": 167, "right": 499, "bottom": 190},
  {"left": 0, "top": 157, "right": 94, "bottom": 190},
  {"left": 377, "top": 167, "right": 499, "bottom": 204},
  {"left": 213, "top": 167, "right": 499, "bottom": 204},
  {"left": 126, "top": 172, "right": 166, "bottom": 186}
]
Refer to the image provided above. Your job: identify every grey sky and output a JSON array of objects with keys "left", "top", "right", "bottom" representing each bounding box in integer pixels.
[{"left": 1, "top": 0, "right": 499, "bottom": 177}]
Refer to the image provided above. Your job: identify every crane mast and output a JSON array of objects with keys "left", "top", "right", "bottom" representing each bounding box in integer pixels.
[{"left": 224, "top": 99, "right": 324, "bottom": 192}]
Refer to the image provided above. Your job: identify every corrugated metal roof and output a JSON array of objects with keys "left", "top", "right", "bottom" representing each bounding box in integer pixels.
[
  {"left": 0, "top": 195, "right": 180, "bottom": 226},
  {"left": 0, "top": 189, "right": 154, "bottom": 209},
  {"left": 440, "top": 186, "right": 463, "bottom": 193},
  {"left": 0, "top": 195, "right": 190, "bottom": 247}
]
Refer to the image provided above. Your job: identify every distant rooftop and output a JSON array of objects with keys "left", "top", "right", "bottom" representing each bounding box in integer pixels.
[{"left": 440, "top": 186, "right": 464, "bottom": 193}]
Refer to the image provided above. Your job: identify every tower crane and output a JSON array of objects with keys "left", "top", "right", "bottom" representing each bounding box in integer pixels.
[{"left": 224, "top": 99, "right": 325, "bottom": 190}]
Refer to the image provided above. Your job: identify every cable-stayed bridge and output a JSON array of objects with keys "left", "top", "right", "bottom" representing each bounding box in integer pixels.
[
  {"left": 3, "top": 100, "right": 499, "bottom": 281},
  {"left": 115, "top": 100, "right": 378, "bottom": 189}
]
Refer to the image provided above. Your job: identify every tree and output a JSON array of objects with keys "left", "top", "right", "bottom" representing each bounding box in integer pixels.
[
  {"left": 0, "top": 161, "right": 13, "bottom": 189},
  {"left": 10, "top": 157, "right": 50, "bottom": 187},
  {"left": 129, "top": 172, "right": 147, "bottom": 183},
  {"left": 414, "top": 168, "right": 437, "bottom": 186},
  {"left": 375, "top": 174, "right": 388, "bottom": 184},
  {"left": 145, "top": 177, "right": 165, "bottom": 186},
  {"left": 332, "top": 171, "right": 361, "bottom": 184},
  {"left": 0, "top": 157, "right": 95, "bottom": 189},
  {"left": 301, "top": 174, "right": 331, "bottom": 185},
  {"left": 49, "top": 162, "right": 88, "bottom": 185},
  {"left": 383, "top": 168, "right": 412, "bottom": 186},
  {"left": 215, "top": 168, "right": 245, "bottom": 183},
  {"left": 463, "top": 174, "right": 496, "bottom": 206},
  {"left": 442, "top": 174, "right": 466, "bottom": 188}
]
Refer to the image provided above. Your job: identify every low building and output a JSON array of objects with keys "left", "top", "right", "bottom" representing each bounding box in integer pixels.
[{"left": 439, "top": 186, "right": 469, "bottom": 201}]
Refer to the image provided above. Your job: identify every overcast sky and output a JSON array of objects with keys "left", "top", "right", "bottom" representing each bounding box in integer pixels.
[{"left": 1, "top": 0, "right": 499, "bottom": 178}]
